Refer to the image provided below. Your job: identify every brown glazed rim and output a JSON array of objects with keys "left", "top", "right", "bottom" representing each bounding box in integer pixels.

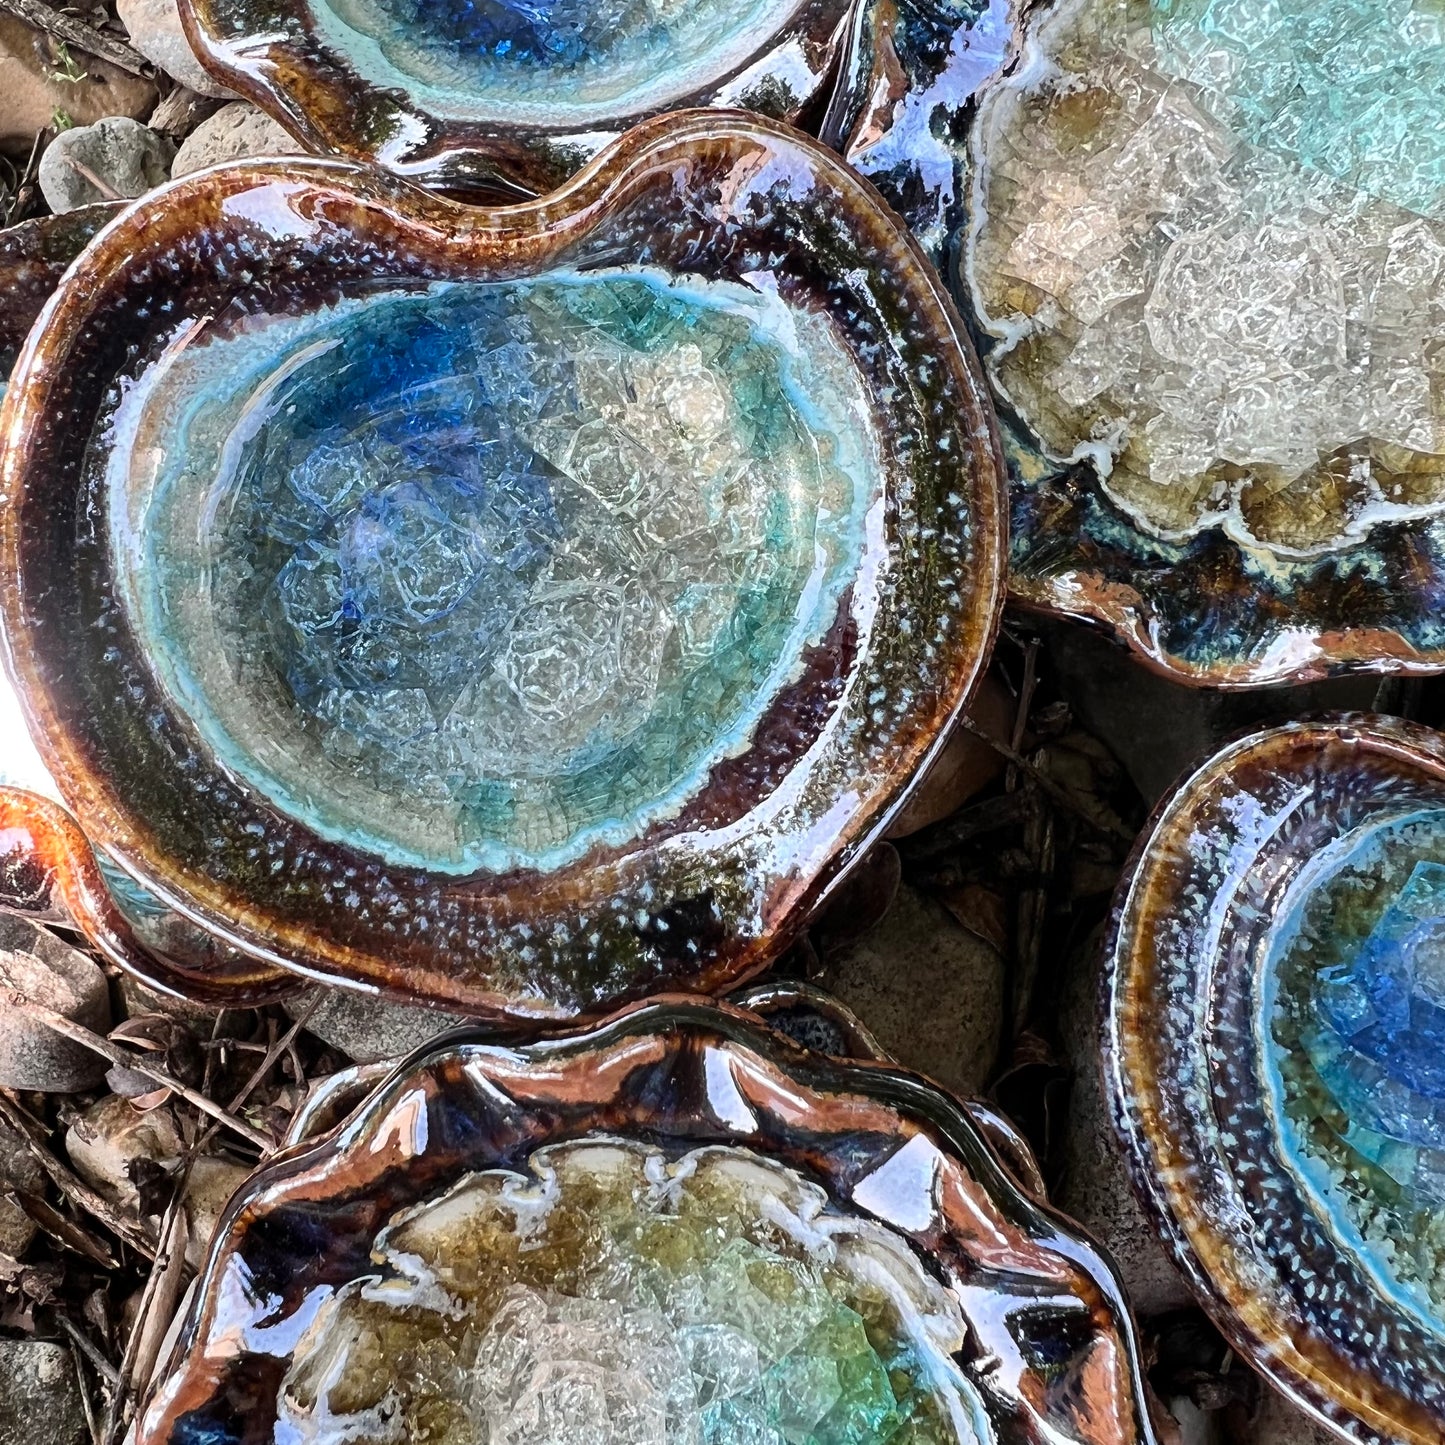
[
  {"left": 179, "top": 0, "right": 858, "bottom": 193},
  {"left": 0, "top": 110, "right": 1006, "bottom": 1018},
  {"left": 1010, "top": 575, "right": 1445, "bottom": 691},
  {"left": 139, "top": 995, "right": 1159, "bottom": 1445},
  {"left": 1102, "top": 715, "right": 1445, "bottom": 1444}
]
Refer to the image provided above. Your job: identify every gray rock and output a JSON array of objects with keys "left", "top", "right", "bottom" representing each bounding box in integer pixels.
[
  {"left": 0, "top": 1118, "right": 45, "bottom": 1258},
  {"left": 116, "top": 0, "right": 235, "bottom": 97},
  {"left": 171, "top": 102, "right": 296, "bottom": 178},
  {"left": 38, "top": 117, "right": 173, "bottom": 213},
  {"left": 818, "top": 884, "right": 1004, "bottom": 1098},
  {"left": 183, "top": 1154, "right": 249, "bottom": 1270},
  {"left": 0, "top": 915, "right": 110, "bottom": 1091},
  {"left": 0, "top": 1339, "right": 87, "bottom": 1445},
  {"left": 1055, "top": 927, "right": 1194, "bottom": 1316},
  {"left": 286, "top": 990, "right": 476, "bottom": 1065}
]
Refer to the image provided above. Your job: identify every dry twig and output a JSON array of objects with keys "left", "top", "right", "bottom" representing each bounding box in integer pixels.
[
  {"left": 1, "top": 991, "right": 272, "bottom": 1149},
  {"left": 0, "top": 0, "right": 148, "bottom": 75}
]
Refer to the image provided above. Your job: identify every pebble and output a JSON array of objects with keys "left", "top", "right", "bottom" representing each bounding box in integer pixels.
[
  {"left": 819, "top": 884, "right": 1004, "bottom": 1098},
  {"left": 0, "top": 1339, "right": 87, "bottom": 1445},
  {"left": 0, "top": 17, "right": 156, "bottom": 146},
  {"left": 287, "top": 989, "right": 477, "bottom": 1065},
  {"left": 116, "top": 0, "right": 235, "bottom": 98},
  {"left": 182, "top": 1154, "right": 248, "bottom": 1270},
  {"left": 1055, "top": 927, "right": 1194, "bottom": 1316},
  {"left": 39, "top": 116, "right": 173, "bottom": 212},
  {"left": 0, "top": 1119, "right": 44, "bottom": 1258},
  {"left": 1247, "top": 1387, "right": 1341, "bottom": 1445},
  {"left": 171, "top": 102, "right": 297, "bottom": 177},
  {"left": 0, "top": 915, "right": 110, "bottom": 1091},
  {"left": 64, "top": 1095, "right": 180, "bottom": 1213}
]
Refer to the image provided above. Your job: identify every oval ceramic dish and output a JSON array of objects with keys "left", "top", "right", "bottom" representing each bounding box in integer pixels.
[
  {"left": 179, "top": 0, "right": 857, "bottom": 193},
  {"left": 1106, "top": 716, "right": 1445, "bottom": 1443},
  {"left": 0, "top": 112, "right": 1005, "bottom": 1019},
  {"left": 139, "top": 997, "right": 1159, "bottom": 1445}
]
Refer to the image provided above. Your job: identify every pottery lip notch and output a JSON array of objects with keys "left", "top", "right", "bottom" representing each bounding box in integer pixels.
[
  {"left": 0, "top": 110, "right": 1006, "bottom": 1022},
  {"left": 1104, "top": 715, "right": 1445, "bottom": 1445},
  {"left": 177, "top": 0, "right": 862, "bottom": 193},
  {"left": 137, "top": 995, "right": 1159, "bottom": 1445}
]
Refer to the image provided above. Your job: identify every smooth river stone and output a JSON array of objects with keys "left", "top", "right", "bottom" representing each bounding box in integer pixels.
[
  {"left": 1266, "top": 811, "right": 1445, "bottom": 1329},
  {"left": 274, "top": 1141, "right": 988, "bottom": 1445},
  {"left": 315, "top": 0, "right": 801, "bottom": 125},
  {"left": 111, "top": 268, "right": 873, "bottom": 874},
  {"left": 966, "top": 0, "right": 1445, "bottom": 554}
]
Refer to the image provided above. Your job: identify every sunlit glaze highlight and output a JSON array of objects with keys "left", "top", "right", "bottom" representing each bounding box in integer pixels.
[
  {"left": 1106, "top": 717, "right": 1445, "bottom": 1444},
  {"left": 112, "top": 271, "right": 874, "bottom": 874},
  {"left": 137, "top": 1000, "right": 1159, "bottom": 1445},
  {"left": 0, "top": 116, "right": 1005, "bottom": 1018}
]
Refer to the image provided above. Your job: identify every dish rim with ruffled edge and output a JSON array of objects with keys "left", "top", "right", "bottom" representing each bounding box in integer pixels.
[{"left": 136, "top": 995, "right": 1160, "bottom": 1445}]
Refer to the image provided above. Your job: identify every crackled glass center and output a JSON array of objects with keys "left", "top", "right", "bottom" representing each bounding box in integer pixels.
[
  {"left": 109, "top": 270, "right": 875, "bottom": 874},
  {"left": 1266, "top": 811, "right": 1445, "bottom": 1330},
  {"left": 968, "top": 0, "right": 1445, "bottom": 555},
  {"left": 316, "top": 0, "right": 803, "bottom": 124},
  {"left": 274, "top": 1141, "right": 985, "bottom": 1445}
]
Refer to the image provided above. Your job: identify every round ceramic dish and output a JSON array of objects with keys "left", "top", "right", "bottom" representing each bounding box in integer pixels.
[
  {"left": 1105, "top": 716, "right": 1445, "bottom": 1443},
  {"left": 956, "top": 0, "right": 1445, "bottom": 686},
  {"left": 0, "top": 111, "right": 1005, "bottom": 1019},
  {"left": 139, "top": 997, "right": 1158, "bottom": 1445},
  {"left": 179, "top": 0, "right": 858, "bottom": 193}
]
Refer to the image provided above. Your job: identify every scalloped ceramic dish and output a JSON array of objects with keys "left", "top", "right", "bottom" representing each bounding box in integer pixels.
[
  {"left": 179, "top": 0, "right": 858, "bottom": 192},
  {"left": 0, "top": 111, "right": 1005, "bottom": 1020},
  {"left": 139, "top": 998, "right": 1158, "bottom": 1445},
  {"left": 1106, "top": 716, "right": 1445, "bottom": 1443}
]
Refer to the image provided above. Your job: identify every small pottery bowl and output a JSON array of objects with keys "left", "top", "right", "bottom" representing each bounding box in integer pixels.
[
  {"left": 0, "top": 112, "right": 1005, "bottom": 1020},
  {"left": 1106, "top": 716, "right": 1445, "bottom": 1443},
  {"left": 140, "top": 997, "right": 1158, "bottom": 1445},
  {"left": 956, "top": 0, "right": 1445, "bottom": 686},
  {"left": 180, "top": 0, "right": 854, "bottom": 193}
]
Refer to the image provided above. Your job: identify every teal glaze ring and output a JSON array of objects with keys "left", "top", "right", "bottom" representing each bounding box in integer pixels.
[
  {"left": 0, "top": 112, "right": 1006, "bottom": 1020},
  {"left": 1105, "top": 716, "right": 1445, "bottom": 1444}
]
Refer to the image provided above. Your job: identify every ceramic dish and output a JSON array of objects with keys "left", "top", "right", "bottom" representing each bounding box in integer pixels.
[
  {"left": 179, "top": 0, "right": 858, "bottom": 192},
  {"left": 0, "top": 111, "right": 1005, "bottom": 1019},
  {"left": 952, "top": 0, "right": 1445, "bottom": 686},
  {"left": 1106, "top": 716, "right": 1445, "bottom": 1443},
  {"left": 140, "top": 997, "right": 1158, "bottom": 1445}
]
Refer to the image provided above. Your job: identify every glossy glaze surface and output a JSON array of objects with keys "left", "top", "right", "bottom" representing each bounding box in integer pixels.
[
  {"left": 951, "top": 0, "right": 1445, "bottom": 684},
  {"left": 0, "top": 114, "right": 1005, "bottom": 1019},
  {"left": 1106, "top": 717, "right": 1445, "bottom": 1443},
  {"left": 139, "top": 1000, "right": 1158, "bottom": 1445},
  {"left": 179, "top": 0, "right": 855, "bottom": 190}
]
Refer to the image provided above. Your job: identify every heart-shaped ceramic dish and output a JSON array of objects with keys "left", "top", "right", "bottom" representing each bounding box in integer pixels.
[
  {"left": 0, "top": 110, "right": 1005, "bottom": 1020},
  {"left": 1106, "top": 716, "right": 1445, "bottom": 1443},
  {"left": 180, "top": 0, "right": 859, "bottom": 193},
  {"left": 138, "top": 997, "right": 1158, "bottom": 1445}
]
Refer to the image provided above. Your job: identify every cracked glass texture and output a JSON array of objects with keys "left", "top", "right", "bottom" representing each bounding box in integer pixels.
[
  {"left": 110, "top": 269, "right": 874, "bottom": 875},
  {"left": 316, "top": 0, "right": 801, "bottom": 124},
  {"left": 967, "top": 0, "right": 1445, "bottom": 555},
  {"left": 1267, "top": 812, "right": 1445, "bottom": 1329},
  {"left": 273, "top": 1141, "right": 985, "bottom": 1445}
]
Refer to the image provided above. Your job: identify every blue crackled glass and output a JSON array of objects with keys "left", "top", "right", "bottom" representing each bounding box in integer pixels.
[
  {"left": 1266, "top": 812, "right": 1445, "bottom": 1330},
  {"left": 110, "top": 268, "right": 876, "bottom": 876}
]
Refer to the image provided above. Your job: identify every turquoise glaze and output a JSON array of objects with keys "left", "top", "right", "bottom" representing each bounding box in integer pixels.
[
  {"left": 1264, "top": 810, "right": 1445, "bottom": 1334},
  {"left": 110, "top": 268, "right": 875, "bottom": 875},
  {"left": 318, "top": 0, "right": 805, "bottom": 124}
]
